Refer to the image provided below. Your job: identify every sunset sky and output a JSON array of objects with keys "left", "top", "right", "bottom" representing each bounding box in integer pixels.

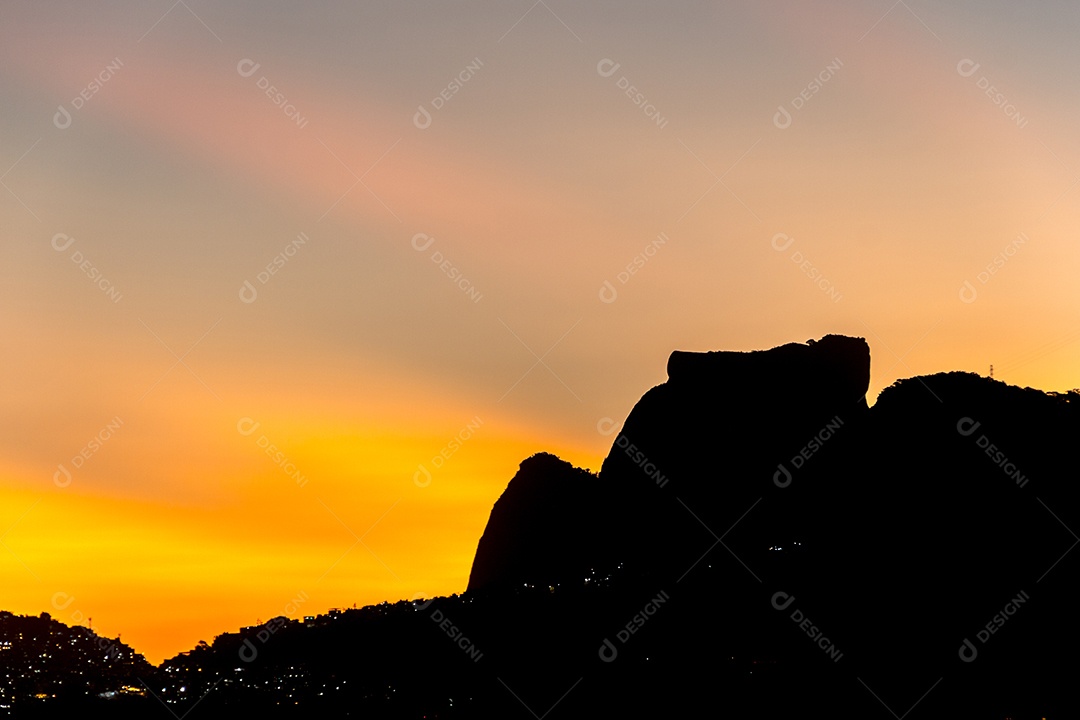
[{"left": 2, "top": 0, "right": 1078, "bottom": 663}]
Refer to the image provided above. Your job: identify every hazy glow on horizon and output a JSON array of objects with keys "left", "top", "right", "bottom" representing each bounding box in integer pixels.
[{"left": 2, "top": 0, "right": 1079, "bottom": 662}]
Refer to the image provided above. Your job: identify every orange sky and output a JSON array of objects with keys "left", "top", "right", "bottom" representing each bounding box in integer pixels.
[{"left": 2, "top": 1, "right": 1079, "bottom": 662}]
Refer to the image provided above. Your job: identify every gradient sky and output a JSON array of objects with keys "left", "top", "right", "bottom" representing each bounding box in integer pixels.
[{"left": 2, "top": 0, "right": 1079, "bottom": 663}]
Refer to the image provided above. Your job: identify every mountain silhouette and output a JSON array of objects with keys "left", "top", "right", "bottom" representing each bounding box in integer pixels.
[
  {"left": 463, "top": 333, "right": 1080, "bottom": 716},
  {"left": 470, "top": 334, "right": 872, "bottom": 593},
  {"left": 5, "top": 334, "right": 1079, "bottom": 718},
  {"left": 467, "top": 452, "right": 604, "bottom": 595}
]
